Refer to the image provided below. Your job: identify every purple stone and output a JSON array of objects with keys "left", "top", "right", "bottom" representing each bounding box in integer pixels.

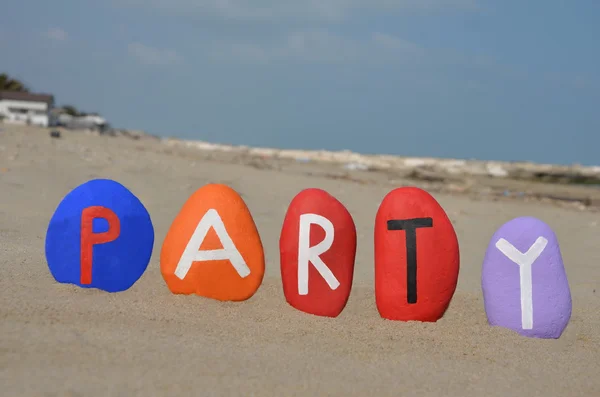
[{"left": 481, "top": 216, "right": 572, "bottom": 339}]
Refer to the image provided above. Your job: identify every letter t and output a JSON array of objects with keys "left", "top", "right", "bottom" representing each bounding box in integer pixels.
[{"left": 387, "top": 218, "right": 433, "bottom": 304}]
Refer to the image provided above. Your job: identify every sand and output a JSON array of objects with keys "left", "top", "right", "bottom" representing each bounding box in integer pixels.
[{"left": 1, "top": 125, "right": 599, "bottom": 396}]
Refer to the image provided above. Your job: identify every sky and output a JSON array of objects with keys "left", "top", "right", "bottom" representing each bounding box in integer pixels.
[{"left": 1, "top": 0, "right": 599, "bottom": 165}]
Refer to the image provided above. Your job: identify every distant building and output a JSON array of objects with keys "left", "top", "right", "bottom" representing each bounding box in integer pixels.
[{"left": 0, "top": 91, "right": 54, "bottom": 127}]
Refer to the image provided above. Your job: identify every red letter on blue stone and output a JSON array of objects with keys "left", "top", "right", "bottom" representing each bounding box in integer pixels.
[{"left": 80, "top": 206, "right": 121, "bottom": 285}]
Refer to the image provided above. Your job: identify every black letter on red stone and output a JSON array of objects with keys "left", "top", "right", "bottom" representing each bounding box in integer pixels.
[{"left": 387, "top": 218, "right": 433, "bottom": 304}]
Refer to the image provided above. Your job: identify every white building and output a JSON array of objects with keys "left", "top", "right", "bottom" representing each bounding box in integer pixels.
[
  {"left": 54, "top": 112, "right": 108, "bottom": 131},
  {"left": 0, "top": 91, "right": 54, "bottom": 127}
]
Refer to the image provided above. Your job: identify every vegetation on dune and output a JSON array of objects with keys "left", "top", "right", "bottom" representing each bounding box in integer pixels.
[
  {"left": 0, "top": 73, "right": 29, "bottom": 92},
  {"left": 61, "top": 105, "right": 80, "bottom": 117},
  {"left": 60, "top": 105, "right": 97, "bottom": 117}
]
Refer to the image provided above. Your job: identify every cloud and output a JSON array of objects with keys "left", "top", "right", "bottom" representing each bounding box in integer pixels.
[
  {"left": 208, "top": 30, "right": 425, "bottom": 64},
  {"left": 544, "top": 72, "right": 598, "bottom": 91},
  {"left": 44, "top": 28, "right": 68, "bottom": 41},
  {"left": 127, "top": 42, "right": 183, "bottom": 66},
  {"left": 279, "top": 30, "right": 364, "bottom": 63},
  {"left": 114, "top": 1, "right": 479, "bottom": 68},
  {"left": 371, "top": 32, "right": 424, "bottom": 55},
  {"left": 117, "top": 0, "right": 480, "bottom": 22}
]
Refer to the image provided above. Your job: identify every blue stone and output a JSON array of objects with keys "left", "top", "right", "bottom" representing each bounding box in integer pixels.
[{"left": 45, "top": 179, "right": 154, "bottom": 292}]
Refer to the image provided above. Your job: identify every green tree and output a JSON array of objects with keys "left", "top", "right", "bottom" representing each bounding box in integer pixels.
[
  {"left": 61, "top": 105, "right": 79, "bottom": 116},
  {"left": 0, "top": 73, "right": 29, "bottom": 92}
]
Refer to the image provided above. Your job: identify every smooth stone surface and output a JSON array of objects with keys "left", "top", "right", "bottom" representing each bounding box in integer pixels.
[
  {"left": 161, "top": 183, "right": 265, "bottom": 301},
  {"left": 482, "top": 216, "right": 572, "bottom": 339},
  {"left": 280, "top": 188, "right": 357, "bottom": 317},
  {"left": 45, "top": 178, "right": 154, "bottom": 292},
  {"left": 374, "top": 187, "right": 460, "bottom": 322}
]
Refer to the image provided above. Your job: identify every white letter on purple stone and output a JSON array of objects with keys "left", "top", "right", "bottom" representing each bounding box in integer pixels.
[{"left": 495, "top": 236, "right": 548, "bottom": 330}]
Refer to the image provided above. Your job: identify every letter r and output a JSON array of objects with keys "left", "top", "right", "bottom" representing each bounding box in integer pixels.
[
  {"left": 80, "top": 206, "right": 121, "bottom": 284},
  {"left": 298, "top": 213, "right": 339, "bottom": 295}
]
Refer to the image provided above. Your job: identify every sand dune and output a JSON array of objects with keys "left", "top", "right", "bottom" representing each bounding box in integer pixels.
[{"left": 1, "top": 125, "right": 598, "bottom": 396}]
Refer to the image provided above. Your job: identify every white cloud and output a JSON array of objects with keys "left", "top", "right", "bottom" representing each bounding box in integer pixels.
[
  {"left": 44, "top": 28, "right": 68, "bottom": 41},
  {"left": 213, "top": 42, "right": 271, "bottom": 64},
  {"left": 209, "top": 30, "right": 425, "bottom": 64},
  {"left": 280, "top": 30, "right": 363, "bottom": 62},
  {"left": 117, "top": 0, "right": 479, "bottom": 21},
  {"left": 372, "top": 32, "right": 424, "bottom": 55},
  {"left": 544, "top": 72, "right": 598, "bottom": 90},
  {"left": 114, "top": 1, "right": 478, "bottom": 67},
  {"left": 127, "top": 42, "right": 183, "bottom": 66}
]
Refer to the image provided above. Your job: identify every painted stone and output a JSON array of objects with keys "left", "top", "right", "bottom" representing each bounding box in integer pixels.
[
  {"left": 280, "top": 188, "right": 357, "bottom": 317},
  {"left": 45, "top": 179, "right": 154, "bottom": 292},
  {"left": 481, "top": 216, "right": 572, "bottom": 339},
  {"left": 160, "top": 184, "right": 265, "bottom": 301},
  {"left": 374, "top": 187, "right": 459, "bottom": 322}
]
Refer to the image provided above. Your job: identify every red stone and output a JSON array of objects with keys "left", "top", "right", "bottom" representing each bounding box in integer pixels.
[
  {"left": 280, "top": 188, "right": 357, "bottom": 317},
  {"left": 374, "top": 187, "right": 459, "bottom": 322}
]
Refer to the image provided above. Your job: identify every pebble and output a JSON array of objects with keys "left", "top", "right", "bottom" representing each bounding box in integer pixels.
[
  {"left": 482, "top": 216, "right": 572, "bottom": 338},
  {"left": 160, "top": 184, "right": 265, "bottom": 301},
  {"left": 45, "top": 179, "right": 154, "bottom": 292},
  {"left": 374, "top": 187, "right": 460, "bottom": 322},
  {"left": 280, "top": 188, "right": 357, "bottom": 317}
]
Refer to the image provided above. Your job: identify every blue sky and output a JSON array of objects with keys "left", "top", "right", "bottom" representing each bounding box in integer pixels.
[{"left": 1, "top": 0, "right": 599, "bottom": 165}]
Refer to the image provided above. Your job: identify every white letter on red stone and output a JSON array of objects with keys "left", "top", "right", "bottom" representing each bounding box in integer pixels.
[{"left": 297, "top": 213, "right": 339, "bottom": 295}]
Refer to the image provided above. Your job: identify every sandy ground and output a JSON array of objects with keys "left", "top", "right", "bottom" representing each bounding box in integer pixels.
[{"left": 1, "top": 125, "right": 599, "bottom": 396}]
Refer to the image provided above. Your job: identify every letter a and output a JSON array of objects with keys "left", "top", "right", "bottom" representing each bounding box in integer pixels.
[
  {"left": 80, "top": 206, "right": 121, "bottom": 284},
  {"left": 495, "top": 236, "right": 548, "bottom": 330},
  {"left": 297, "top": 213, "right": 339, "bottom": 295},
  {"left": 174, "top": 209, "right": 250, "bottom": 280}
]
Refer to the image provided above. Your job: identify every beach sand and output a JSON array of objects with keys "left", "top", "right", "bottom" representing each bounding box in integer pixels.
[{"left": 1, "top": 125, "right": 599, "bottom": 396}]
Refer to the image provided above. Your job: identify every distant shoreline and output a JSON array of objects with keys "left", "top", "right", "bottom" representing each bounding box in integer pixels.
[
  {"left": 2, "top": 123, "right": 600, "bottom": 210},
  {"left": 159, "top": 134, "right": 599, "bottom": 169},
  {"left": 159, "top": 135, "right": 600, "bottom": 186},
  {"left": 4, "top": 121, "right": 600, "bottom": 184}
]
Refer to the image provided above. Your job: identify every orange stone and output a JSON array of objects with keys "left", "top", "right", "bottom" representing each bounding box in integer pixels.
[{"left": 160, "top": 184, "right": 265, "bottom": 301}]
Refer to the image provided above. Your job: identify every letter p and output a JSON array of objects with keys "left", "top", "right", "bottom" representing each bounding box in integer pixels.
[{"left": 80, "top": 206, "right": 121, "bottom": 284}]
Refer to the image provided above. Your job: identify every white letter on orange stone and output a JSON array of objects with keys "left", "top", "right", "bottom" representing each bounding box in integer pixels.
[
  {"left": 174, "top": 209, "right": 250, "bottom": 280},
  {"left": 495, "top": 236, "right": 548, "bottom": 330},
  {"left": 297, "top": 213, "right": 339, "bottom": 295}
]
